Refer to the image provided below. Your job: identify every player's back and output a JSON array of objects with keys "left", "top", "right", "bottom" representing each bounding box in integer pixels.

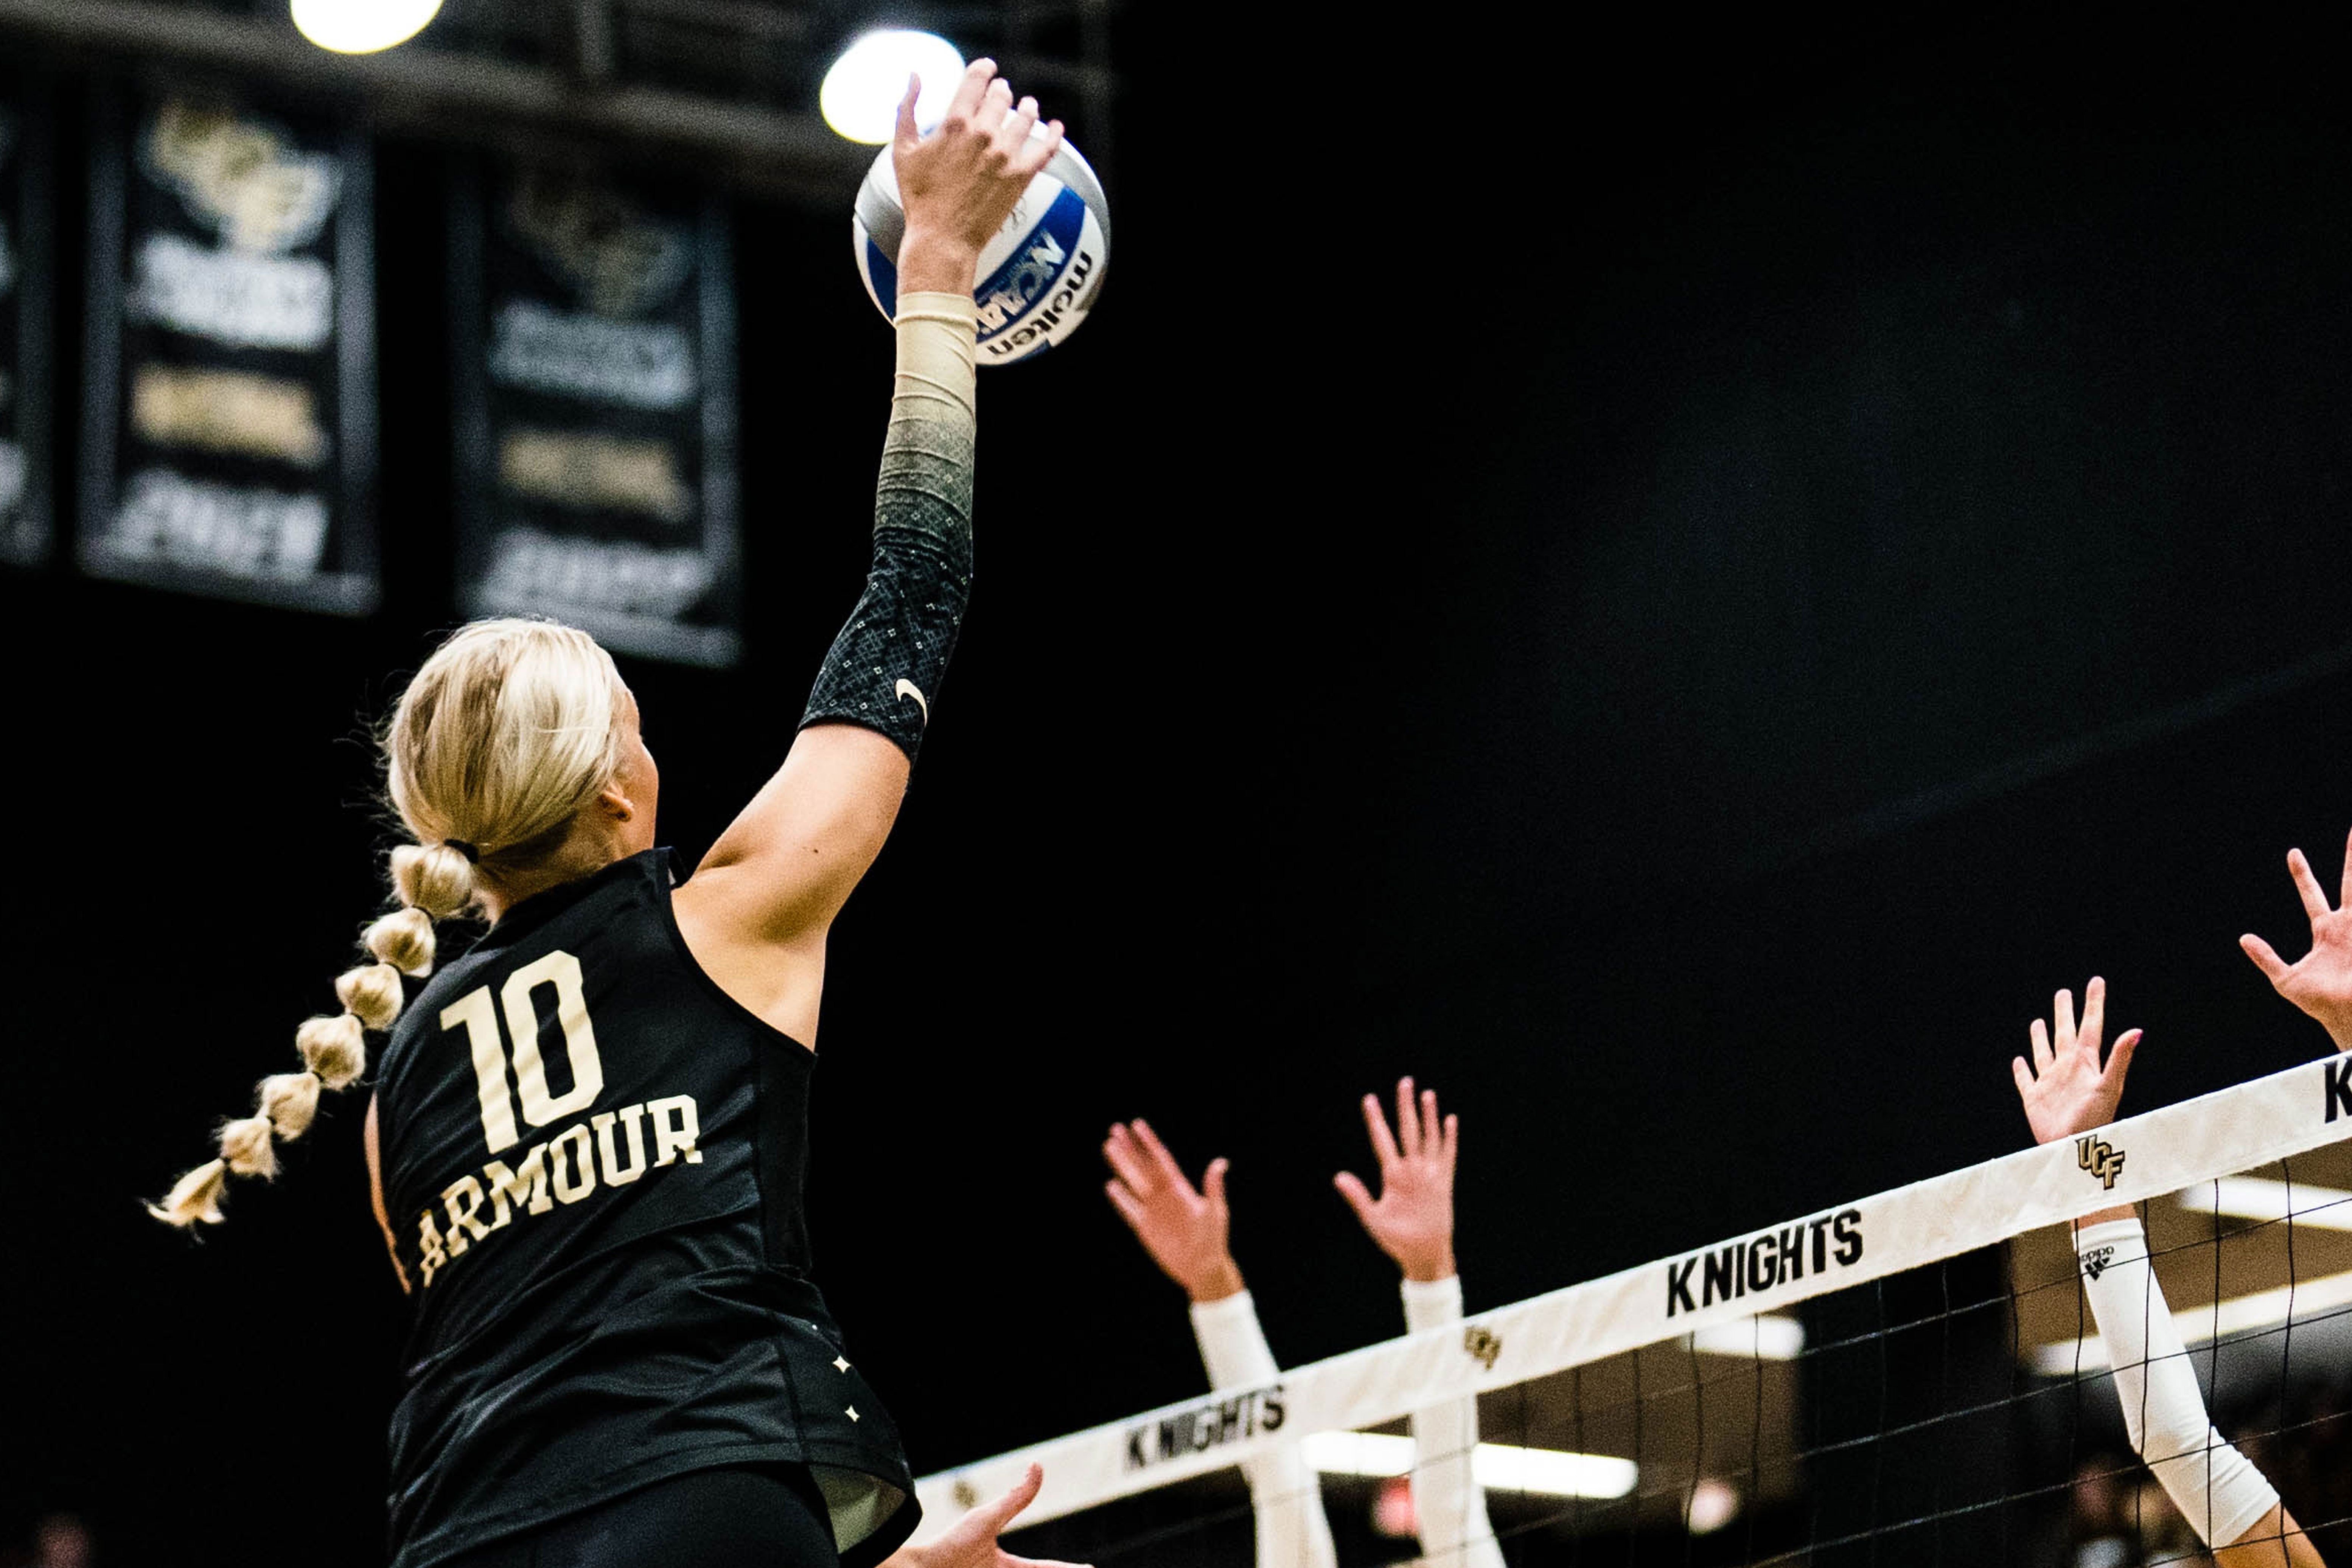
[{"left": 374, "top": 847, "right": 912, "bottom": 1568}]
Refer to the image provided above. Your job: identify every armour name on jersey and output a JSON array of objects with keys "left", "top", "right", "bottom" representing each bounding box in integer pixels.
[{"left": 417, "top": 1094, "right": 704, "bottom": 1287}]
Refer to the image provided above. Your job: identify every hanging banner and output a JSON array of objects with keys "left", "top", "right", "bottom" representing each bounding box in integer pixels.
[
  {"left": 79, "top": 88, "right": 378, "bottom": 612},
  {"left": 0, "top": 78, "right": 53, "bottom": 569},
  {"left": 451, "top": 156, "right": 740, "bottom": 666}
]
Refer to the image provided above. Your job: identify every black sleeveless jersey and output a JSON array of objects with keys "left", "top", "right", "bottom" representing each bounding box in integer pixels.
[{"left": 373, "top": 848, "right": 917, "bottom": 1568}]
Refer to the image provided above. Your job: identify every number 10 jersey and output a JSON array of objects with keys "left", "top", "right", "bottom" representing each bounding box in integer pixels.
[{"left": 373, "top": 847, "right": 917, "bottom": 1568}]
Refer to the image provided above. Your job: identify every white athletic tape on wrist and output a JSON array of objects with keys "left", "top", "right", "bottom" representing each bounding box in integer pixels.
[
  {"left": 913, "top": 1054, "right": 2352, "bottom": 1542},
  {"left": 892, "top": 291, "right": 976, "bottom": 413},
  {"left": 2075, "top": 1218, "right": 2280, "bottom": 1548}
]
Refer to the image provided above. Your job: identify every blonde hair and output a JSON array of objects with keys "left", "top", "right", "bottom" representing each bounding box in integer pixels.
[{"left": 149, "top": 618, "right": 630, "bottom": 1228}]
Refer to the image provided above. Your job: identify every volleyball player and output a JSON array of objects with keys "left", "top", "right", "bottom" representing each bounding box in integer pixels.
[
  {"left": 1101, "top": 1079, "right": 1505, "bottom": 1568},
  {"left": 146, "top": 61, "right": 1084, "bottom": 1568},
  {"left": 2010, "top": 977, "right": 2326, "bottom": 1566}
]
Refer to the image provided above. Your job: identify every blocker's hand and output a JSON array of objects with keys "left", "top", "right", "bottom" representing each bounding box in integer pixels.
[
  {"left": 1102, "top": 1119, "right": 1245, "bottom": 1304},
  {"left": 883, "top": 1464, "right": 1090, "bottom": 1568},
  {"left": 1335, "top": 1077, "right": 1459, "bottom": 1283},
  {"left": 2241, "top": 831, "right": 2352, "bottom": 1055},
  {"left": 893, "top": 59, "right": 1066, "bottom": 266},
  {"left": 2012, "top": 977, "right": 2142, "bottom": 1145}
]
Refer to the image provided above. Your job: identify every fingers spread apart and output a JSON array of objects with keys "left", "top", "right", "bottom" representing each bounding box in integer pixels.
[
  {"left": 1130, "top": 1118, "right": 1191, "bottom": 1191},
  {"left": 2242, "top": 931, "right": 2292, "bottom": 985},
  {"left": 1101, "top": 1123, "right": 1155, "bottom": 1195},
  {"left": 2291, "top": 847, "right": 2333, "bottom": 924},
  {"left": 1333, "top": 1169, "right": 1376, "bottom": 1225},
  {"left": 1361, "top": 1091, "right": 1401, "bottom": 1168}
]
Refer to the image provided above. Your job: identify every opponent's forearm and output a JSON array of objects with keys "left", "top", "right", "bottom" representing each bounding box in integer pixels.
[
  {"left": 801, "top": 291, "right": 978, "bottom": 763},
  {"left": 1190, "top": 1291, "right": 1339, "bottom": 1568},
  {"left": 1191, "top": 1288, "right": 1280, "bottom": 1396},
  {"left": 1403, "top": 1276, "right": 1505, "bottom": 1568},
  {"left": 2076, "top": 1218, "right": 2280, "bottom": 1548}
]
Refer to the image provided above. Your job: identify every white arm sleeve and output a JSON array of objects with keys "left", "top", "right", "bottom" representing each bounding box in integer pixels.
[
  {"left": 2075, "top": 1218, "right": 2279, "bottom": 1548},
  {"left": 1191, "top": 1291, "right": 1338, "bottom": 1568},
  {"left": 1403, "top": 1276, "right": 1506, "bottom": 1568}
]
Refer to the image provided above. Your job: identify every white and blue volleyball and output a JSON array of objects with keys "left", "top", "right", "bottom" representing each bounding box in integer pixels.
[{"left": 852, "top": 131, "right": 1110, "bottom": 365}]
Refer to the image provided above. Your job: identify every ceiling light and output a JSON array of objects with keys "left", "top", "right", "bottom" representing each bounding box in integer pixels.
[
  {"left": 821, "top": 30, "right": 967, "bottom": 145},
  {"left": 291, "top": 0, "right": 443, "bottom": 53}
]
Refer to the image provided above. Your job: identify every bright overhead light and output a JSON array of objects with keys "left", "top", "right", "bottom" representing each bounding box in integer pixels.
[
  {"left": 821, "top": 30, "right": 967, "bottom": 145},
  {"left": 1688, "top": 1314, "right": 1806, "bottom": 1360},
  {"left": 2031, "top": 1265, "right": 2352, "bottom": 1375},
  {"left": 1301, "top": 1432, "right": 1638, "bottom": 1499},
  {"left": 2175, "top": 1177, "right": 2352, "bottom": 1230},
  {"left": 1474, "top": 1443, "right": 1638, "bottom": 1498},
  {"left": 291, "top": 0, "right": 443, "bottom": 53}
]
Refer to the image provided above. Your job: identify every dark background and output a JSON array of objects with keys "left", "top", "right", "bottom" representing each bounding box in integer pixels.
[{"left": 6, "top": 16, "right": 2352, "bottom": 1565}]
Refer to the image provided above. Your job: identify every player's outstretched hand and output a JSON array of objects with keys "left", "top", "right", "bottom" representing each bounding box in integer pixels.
[
  {"left": 2011, "top": 977, "right": 2142, "bottom": 1146},
  {"left": 2242, "top": 831, "right": 2352, "bottom": 1055},
  {"left": 1335, "top": 1077, "right": 1458, "bottom": 1283},
  {"left": 892, "top": 59, "right": 1065, "bottom": 267},
  {"left": 884, "top": 1464, "right": 1090, "bottom": 1568},
  {"left": 1102, "top": 1119, "right": 1245, "bottom": 1303}
]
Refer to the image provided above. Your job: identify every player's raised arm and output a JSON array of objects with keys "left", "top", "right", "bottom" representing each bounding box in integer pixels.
[
  {"left": 2010, "top": 981, "right": 2324, "bottom": 1567},
  {"left": 677, "top": 62, "right": 1064, "bottom": 1019},
  {"left": 2241, "top": 830, "right": 2352, "bottom": 1055},
  {"left": 1102, "top": 1120, "right": 1339, "bottom": 1568},
  {"left": 1337, "top": 1080, "right": 1503, "bottom": 1568}
]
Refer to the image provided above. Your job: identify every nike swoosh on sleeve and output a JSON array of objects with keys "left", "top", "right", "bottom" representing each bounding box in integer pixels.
[{"left": 894, "top": 679, "right": 929, "bottom": 724}]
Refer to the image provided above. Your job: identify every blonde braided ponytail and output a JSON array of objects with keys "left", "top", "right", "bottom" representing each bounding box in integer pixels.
[
  {"left": 148, "top": 617, "right": 626, "bottom": 1229},
  {"left": 147, "top": 923, "right": 424, "bottom": 1226}
]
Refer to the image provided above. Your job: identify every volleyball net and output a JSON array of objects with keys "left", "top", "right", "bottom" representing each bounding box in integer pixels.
[{"left": 910, "top": 1055, "right": 2352, "bottom": 1564}]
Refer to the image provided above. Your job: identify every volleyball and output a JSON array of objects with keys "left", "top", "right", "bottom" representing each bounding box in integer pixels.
[{"left": 851, "top": 130, "right": 1110, "bottom": 365}]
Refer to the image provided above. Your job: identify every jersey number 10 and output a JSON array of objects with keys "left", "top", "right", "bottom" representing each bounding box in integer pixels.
[{"left": 440, "top": 950, "right": 605, "bottom": 1154}]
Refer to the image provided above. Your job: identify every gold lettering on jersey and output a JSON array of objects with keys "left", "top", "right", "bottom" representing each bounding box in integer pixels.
[
  {"left": 591, "top": 1105, "right": 650, "bottom": 1185},
  {"left": 413, "top": 1094, "right": 703, "bottom": 1289},
  {"left": 550, "top": 1124, "right": 597, "bottom": 1203},
  {"left": 485, "top": 1144, "right": 553, "bottom": 1221},
  {"left": 648, "top": 1094, "right": 704, "bottom": 1167},
  {"left": 441, "top": 1174, "right": 494, "bottom": 1250},
  {"left": 418, "top": 1209, "right": 449, "bottom": 1287}
]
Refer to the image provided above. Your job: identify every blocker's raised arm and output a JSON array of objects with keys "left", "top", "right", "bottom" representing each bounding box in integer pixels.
[
  {"left": 2007, "top": 983, "right": 2326, "bottom": 1567},
  {"left": 2242, "top": 831, "right": 2352, "bottom": 1056}
]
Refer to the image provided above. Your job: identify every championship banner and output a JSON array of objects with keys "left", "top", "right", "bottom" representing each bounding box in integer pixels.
[
  {"left": 0, "top": 77, "right": 53, "bottom": 568},
  {"left": 908, "top": 1051, "right": 2352, "bottom": 1538},
  {"left": 450, "top": 157, "right": 740, "bottom": 667},
  {"left": 79, "top": 89, "right": 379, "bottom": 613}
]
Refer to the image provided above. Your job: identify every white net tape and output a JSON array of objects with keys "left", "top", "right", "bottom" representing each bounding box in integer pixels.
[{"left": 909, "top": 1054, "right": 2352, "bottom": 1543}]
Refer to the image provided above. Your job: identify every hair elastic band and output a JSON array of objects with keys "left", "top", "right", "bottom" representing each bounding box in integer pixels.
[{"left": 443, "top": 839, "right": 480, "bottom": 863}]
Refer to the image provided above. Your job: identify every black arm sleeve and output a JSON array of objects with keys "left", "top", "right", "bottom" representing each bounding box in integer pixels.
[{"left": 799, "top": 311, "right": 975, "bottom": 762}]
